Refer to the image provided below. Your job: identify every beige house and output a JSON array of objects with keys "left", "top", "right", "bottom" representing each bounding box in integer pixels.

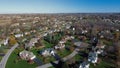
[{"left": 19, "top": 50, "right": 36, "bottom": 60}]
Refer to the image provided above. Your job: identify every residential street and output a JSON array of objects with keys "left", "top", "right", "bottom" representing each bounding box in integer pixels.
[
  {"left": 36, "top": 49, "right": 78, "bottom": 68},
  {"left": 0, "top": 43, "right": 19, "bottom": 68}
]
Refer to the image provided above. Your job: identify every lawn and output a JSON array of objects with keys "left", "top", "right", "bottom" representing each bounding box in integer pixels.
[
  {"left": 57, "top": 49, "right": 72, "bottom": 58},
  {"left": 73, "top": 54, "right": 83, "bottom": 61},
  {"left": 101, "top": 39, "right": 113, "bottom": 46},
  {"left": 5, "top": 33, "right": 74, "bottom": 68},
  {"left": 42, "top": 40, "right": 54, "bottom": 48},
  {"left": 65, "top": 40, "right": 72, "bottom": 46},
  {"left": 48, "top": 66, "right": 54, "bottom": 68},
  {"left": 31, "top": 48, "right": 56, "bottom": 64},
  {"left": 90, "top": 61, "right": 116, "bottom": 68},
  {"left": 0, "top": 56, "right": 2, "bottom": 61},
  {"left": 6, "top": 50, "right": 38, "bottom": 68},
  {"left": 72, "top": 54, "right": 115, "bottom": 68}
]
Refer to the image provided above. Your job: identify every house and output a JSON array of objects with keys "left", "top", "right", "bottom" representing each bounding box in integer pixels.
[
  {"left": 81, "top": 30, "right": 88, "bottom": 34},
  {"left": 65, "top": 36, "right": 75, "bottom": 40},
  {"left": 54, "top": 36, "right": 75, "bottom": 50},
  {"left": 74, "top": 41, "right": 88, "bottom": 48},
  {"left": 13, "top": 28, "right": 21, "bottom": 33},
  {"left": 91, "top": 37, "right": 98, "bottom": 48},
  {"left": 24, "top": 32, "right": 30, "bottom": 36},
  {"left": 25, "top": 38, "right": 39, "bottom": 49},
  {"left": 40, "top": 48, "right": 56, "bottom": 57},
  {"left": 96, "top": 49, "right": 104, "bottom": 54},
  {"left": 88, "top": 51, "right": 98, "bottom": 64},
  {"left": 43, "top": 33, "right": 48, "bottom": 37},
  {"left": 55, "top": 40, "right": 66, "bottom": 50},
  {"left": 96, "top": 45, "right": 106, "bottom": 54},
  {"left": 0, "top": 38, "right": 9, "bottom": 47},
  {"left": 14, "top": 34, "right": 23, "bottom": 38},
  {"left": 55, "top": 44, "right": 65, "bottom": 50},
  {"left": 98, "top": 30, "right": 114, "bottom": 40},
  {"left": 79, "top": 61, "right": 90, "bottom": 68},
  {"left": 74, "top": 41, "right": 82, "bottom": 47},
  {"left": 19, "top": 50, "right": 36, "bottom": 60}
]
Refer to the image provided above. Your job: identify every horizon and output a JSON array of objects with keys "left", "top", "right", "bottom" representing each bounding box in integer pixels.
[
  {"left": 0, "top": 12, "right": 120, "bottom": 15},
  {"left": 0, "top": 0, "right": 120, "bottom": 13}
]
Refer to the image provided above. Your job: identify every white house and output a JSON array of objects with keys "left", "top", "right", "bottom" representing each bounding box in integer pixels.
[
  {"left": 15, "top": 34, "right": 23, "bottom": 38},
  {"left": 0, "top": 38, "right": 9, "bottom": 47},
  {"left": 55, "top": 44, "right": 65, "bottom": 50},
  {"left": 19, "top": 50, "right": 36, "bottom": 60},
  {"left": 41, "top": 48, "right": 56, "bottom": 57},
  {"left": 79, "top": 61, "right": 90, "bottom": 68},
  {"left": 4, "top": 38, "right": 9, "bottom": 45},
  {"left": 96, "top": 45, "right": 106, "bottom": 54},
  {"left": 88, "top": 51, "right": 98, "bottom": 64}
]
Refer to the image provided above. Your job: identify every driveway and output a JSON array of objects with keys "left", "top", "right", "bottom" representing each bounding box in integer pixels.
[
  {"left": 36, "top": 42, "right": 89, "bottom": 68},
  {"left": 0, "top": 43, "right": 19, "bottom": 68},
  {"left": 36, "top": 49, "right": 78, "bottom": 68}
]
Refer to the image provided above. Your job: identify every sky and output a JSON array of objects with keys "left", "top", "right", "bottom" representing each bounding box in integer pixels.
[{"left": 0, "top": 0, "right": 120, "bottom": 13}]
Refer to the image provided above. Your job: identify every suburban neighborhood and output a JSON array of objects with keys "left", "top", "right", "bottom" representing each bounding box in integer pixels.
[
  {"left": 0, "top": 0, "right": 120, "bottom": 68},
  {"left": 0, "top": 13, "right": 120, "bottom": 68}
]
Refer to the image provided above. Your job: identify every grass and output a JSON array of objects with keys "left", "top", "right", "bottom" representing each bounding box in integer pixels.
[
  {"left": 42, "top": 40, "right": 54, "bottom": 48},
  {"left": 57, "top": 49, "right": 72, "bottom": 58},
  {"left": 73, "top": 54, "right": 83, "bottom": 61},
  {"left": 84, "top": 39, "right": 90, "bottom": 43},
  {"left": 4, "top": 49, "right": 9, "bottom": 53},
  {"left": 65, "top": 40, "right": 72, "bottom": 46},
  {"left": 31, "top": 48, "right": 56, "bottom": 64},
  {"left": 0, "top": 56, "right": 2, "bottom": 61},
  {"left": 48, "top": 66, "right": 54, "bottom": 68},
  {"left": 6, "top": 50, "right": 38, "bottom": 68},
  {"left": 0, "top": 46, "right": 9, "bottom": 62},
  {"left": 5, "top": 34, "right": 74, "bottom": 68},
  {"left": 6, "top": 45, "right": 56, "bottom": 68},
  {"left": 101, "top": 39, "right": 113, "bottom": 46},
  {"left": 72, "top": 54, "right": 115, "bottom": 68},
  {"left": 90, "top": 61, "right": 115, "bottom": 68}
]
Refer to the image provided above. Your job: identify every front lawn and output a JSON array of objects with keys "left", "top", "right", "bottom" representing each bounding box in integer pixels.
[
  {"left": 6, "top": 49, "right": 38, "bottom": 68},
  {"left": 57, "top": 49, "right": 72, "bottom": 58},
  {"left": 48, "top": 66, "right": 54, "bottom": 68},
  {"left": 42, "top": 40, "right": 54, "bottom": 48},
  {"left": 90, "top": 61, "right": 115, "bottom": 68},
  {"left": 73, "top": 54, "right": 83, "bottom": 61},
  {"left": 0, "top": 56, "right": 2, "bottom": 61},
  {"left": 101, "top": 39, "right": 113, "bottom": 46},
  {"left": 31, "top": 48, "right": 56, "bottom": 64}
]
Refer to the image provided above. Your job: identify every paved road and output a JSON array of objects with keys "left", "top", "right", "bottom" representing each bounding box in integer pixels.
[
  {"left": 0, "top": 43, "right": 19, "bottom": 68},
  {"left": 37, "top": 61, "right": 58, "bottom": 68},
  {"left": 36, "top": 49, "right": 78, "bottom": 68},
  {"left": 63, "top": 50, "right": 78, "bottom": 61}
]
